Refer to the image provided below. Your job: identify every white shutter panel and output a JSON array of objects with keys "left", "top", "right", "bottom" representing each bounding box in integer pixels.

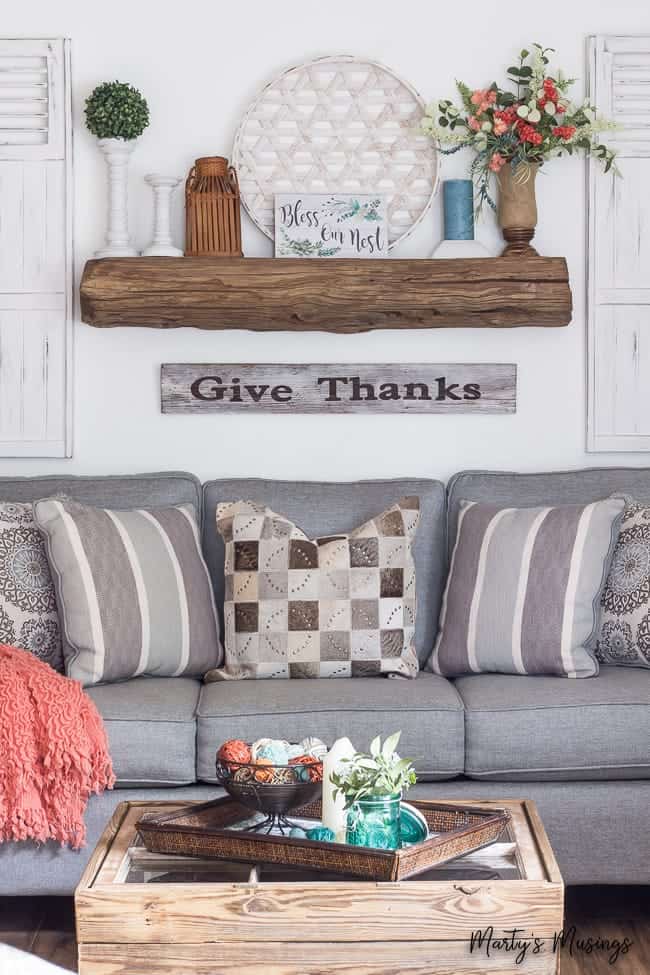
[
  {"left": 0, "top": 38, "right": 72, "bottom": 457},
  {"left": 588, "top": 35, "right": 650, "bottom": 452}
]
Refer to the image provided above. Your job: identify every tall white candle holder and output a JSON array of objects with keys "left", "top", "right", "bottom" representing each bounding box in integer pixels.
[
  {"left": 142, "top": 174, "right": 183, "bottom": 257},
  {"left": 95, "top": 138, "right": 138, "bottom": 258}
]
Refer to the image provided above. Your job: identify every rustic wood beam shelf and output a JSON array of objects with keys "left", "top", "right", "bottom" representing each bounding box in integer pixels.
[{"left": 79, "top": 256, "right": 572, "bottom": 332}]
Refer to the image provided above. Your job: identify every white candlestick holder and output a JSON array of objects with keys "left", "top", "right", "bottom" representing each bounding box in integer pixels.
[
  {"left": 95, "top": 138, "right": 138, "bottom": 258},
  {"left": 142, "top": 174, "right": 183, "bottom": 257}
]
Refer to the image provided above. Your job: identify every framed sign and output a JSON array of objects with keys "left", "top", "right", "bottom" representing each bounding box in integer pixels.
[
  {"left": 161, "top": 364, "right": 516, "bottom": 414},
  {"left": 275, "top": 194, "right": 388, "bottom": 258}
]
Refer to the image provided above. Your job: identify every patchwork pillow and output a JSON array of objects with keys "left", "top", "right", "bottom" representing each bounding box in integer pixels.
[
  {"left": 205, "top": 497, "right": 420, "bottom": 680},
  {"left": 0, "top": 501, "right": 62, "bottom": 670},
  {"left": 429, "top": 497, "right": 624, "bottom": 678},
  {"left": 596, "top": 498, "right": 650, "bottom": 669},
  {"left": 33, "top": 498, "right": 221, "bottom": 686}
]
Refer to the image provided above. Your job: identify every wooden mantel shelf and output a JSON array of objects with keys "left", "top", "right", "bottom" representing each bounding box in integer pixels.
[{"left": 79, "top": 256, "right": 572, "bottom": 332}]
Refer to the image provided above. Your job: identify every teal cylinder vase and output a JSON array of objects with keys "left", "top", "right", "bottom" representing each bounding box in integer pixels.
[{"left": 346, "top": 794, "right": 402, "bottom": 850}]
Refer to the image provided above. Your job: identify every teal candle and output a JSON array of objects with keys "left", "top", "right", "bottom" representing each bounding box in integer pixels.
[{"left": 443, "top": 179, "right": 475, "bottom": 241}]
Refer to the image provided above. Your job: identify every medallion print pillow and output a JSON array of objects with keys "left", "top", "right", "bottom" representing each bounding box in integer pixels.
[
  {"left": 596, "top": 498, "right": 650, "bottom": 669},
  {"left": 206, "top": 497, "right": 420, "bottom": 680},
  {"left": 429, "top": 497, "right": 624, "bottom": 678},
  {"left": 0, "top": 501, "right": 62, "bottom": 670},
  {"left": 33, "top": 499, "right": 221, "bottom": 686}
]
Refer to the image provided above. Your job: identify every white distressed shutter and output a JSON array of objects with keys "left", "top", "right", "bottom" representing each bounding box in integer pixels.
[
  {"left": 588, "top": 35, "right": 650, "bottom": 451},
  {"left": 0, "top": 38, "right": 72, "bottom": 457}
]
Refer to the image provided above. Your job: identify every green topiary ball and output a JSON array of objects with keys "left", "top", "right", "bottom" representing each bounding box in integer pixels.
[{"left": 85, "top": 81, "right": 149, "bottom": 141}]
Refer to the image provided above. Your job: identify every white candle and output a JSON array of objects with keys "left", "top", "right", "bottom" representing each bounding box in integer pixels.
[{"left": 321, "top": 737, "right": 356, "bottom": 841}]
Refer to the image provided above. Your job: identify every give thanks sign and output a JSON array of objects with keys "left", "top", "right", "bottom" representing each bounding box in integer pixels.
[{"left": 161, "top": 364, "right": 516, "bottom": 414}]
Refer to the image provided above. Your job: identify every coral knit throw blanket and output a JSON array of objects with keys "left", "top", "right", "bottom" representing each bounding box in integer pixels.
[{"left": 0, "top": 644, "right": 114, "bottom": 849}]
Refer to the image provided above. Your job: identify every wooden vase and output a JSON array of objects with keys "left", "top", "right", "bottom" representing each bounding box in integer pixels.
[
  {"left": 185, "top": 156, "right": 243, "bottom": 257},
  {"left": 497, "top": 161, "right": 539, "bottom": 257}
]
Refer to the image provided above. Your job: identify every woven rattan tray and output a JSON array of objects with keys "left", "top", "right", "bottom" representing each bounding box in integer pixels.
[{"left": 137, "top": 798, "right": 510, "bottom": 882}]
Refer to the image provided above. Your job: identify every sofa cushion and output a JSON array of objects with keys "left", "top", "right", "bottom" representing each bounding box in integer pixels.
[
  {"left": 0, "top": 471, "right": 201, "bottom": 511},
  {"left": 0, "top": 501, "right": 62, "bottom": 671},
  {"left": 429, "top": 497, "right": 624, "bottom": 678},
  {"left": 202, "top": 478, "right": 446, "bottom": 666},
  {"left": 456, "top": 668, "right": 650, "bottom": 780},
  {"left": 447, "top": 467, "right": 650, "bottom": 556},
  {"left": 35, "top": 499, "right": 221, "bottom": 686},
  {"left": 86, "top": 677, "right": 201, "bottom": 786},
  {"left": 197, "top": 671, "right": 464, "bottom": 782},
  {"left": 208, "top": 496, "right": 420, "bottom": 680}
]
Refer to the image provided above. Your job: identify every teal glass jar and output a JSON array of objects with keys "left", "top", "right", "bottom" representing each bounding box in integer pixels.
[{"left": 346, "top": 794, "right": 402, "bottom": 850}]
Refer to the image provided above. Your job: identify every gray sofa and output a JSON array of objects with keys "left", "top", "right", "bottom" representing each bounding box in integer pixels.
[{"left": 1, "top": 469, "right": 649, "bottom": 896}]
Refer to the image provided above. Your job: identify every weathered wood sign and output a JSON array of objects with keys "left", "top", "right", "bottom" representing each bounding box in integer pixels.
[{"left": 161, "top": 364, "right": 516, "bottom": 414}]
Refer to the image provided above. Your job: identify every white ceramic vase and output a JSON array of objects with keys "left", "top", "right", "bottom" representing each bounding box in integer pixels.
[
  {"left": 142, "top": 174, "right": 183, "bottom": 257},
  {"left": 95, "top": 137, "right": 138, "bottom": 258}
]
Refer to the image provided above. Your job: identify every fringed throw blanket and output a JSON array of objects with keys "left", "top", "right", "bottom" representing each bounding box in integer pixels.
[{"left": 0, "top": 644, "right": 114, "bottom": 848}]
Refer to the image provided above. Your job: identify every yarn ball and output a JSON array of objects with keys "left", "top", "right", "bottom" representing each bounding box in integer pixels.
[
  {"left": 306, "top": 826, "right": 335, "bottom": 842},
  {"left": 289, "top": 755, "right": 323, "bottom": 782},
  {"left": 253, "top": 758, "right": 274, "bottom": 783},
  {"left": 286, "top": 743, "right": 305, "bottom": 760},
  {"left": 217, "top": 739, "right": 251, "bottom": 767},
  {"left": 251, "top": 738, "right": 290, "bottom": 764},
  {"left": 289, "top": 827, "right": 307, "bottom": 839},
  {"left": 233, "top": 765, "right": 254, "bottom": 783},
  {"left": 300, "top": 737, "right": 327, "bottom": 760}
]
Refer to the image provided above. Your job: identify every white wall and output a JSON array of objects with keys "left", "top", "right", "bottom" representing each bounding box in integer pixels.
[{"left": 2, "top": 0, "right": 650, "bottom": 483}]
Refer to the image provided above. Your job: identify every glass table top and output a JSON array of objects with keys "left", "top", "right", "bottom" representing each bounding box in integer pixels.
[{"left": 120, "top": 833, "right": 522, "bottom": 884}]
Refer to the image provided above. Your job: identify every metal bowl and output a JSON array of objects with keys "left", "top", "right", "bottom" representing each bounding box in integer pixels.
[{"left": 215, "top": 755, "right": 323, "bottom": 833}]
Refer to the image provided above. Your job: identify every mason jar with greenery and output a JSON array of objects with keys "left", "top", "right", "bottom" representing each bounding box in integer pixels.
[{"left": 331, "top": 732, "right": 416, "bottom": 850}]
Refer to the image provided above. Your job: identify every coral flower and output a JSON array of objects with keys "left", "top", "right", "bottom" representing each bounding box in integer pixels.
[
  {"left": 488, "top": 152, "right": 506, "bottom": 172},
  {"left": 471, "top": 89, "right": 487, "bottom": 106},
  {"left": 493, "top": 118, "right": 508, "bottom": 136},
  {"left": 467, "top": 116, "right": 481, "bottom": 132}
]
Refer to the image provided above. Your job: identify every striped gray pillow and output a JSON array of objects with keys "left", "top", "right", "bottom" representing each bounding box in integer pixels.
[
  {"left": 33, "top": 498, "right": 221, "bottom": 686},
  {"left": 429, "top": 497, "right": 625, "bottom": 678}
]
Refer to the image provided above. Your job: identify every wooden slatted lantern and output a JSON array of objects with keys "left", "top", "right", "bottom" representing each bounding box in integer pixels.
[{"left": 185, "top": 156, "right": 242, "bottom": 256}]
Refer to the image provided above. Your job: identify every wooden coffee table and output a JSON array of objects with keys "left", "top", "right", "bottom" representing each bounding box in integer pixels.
[{"left": 75, "top": 799, "right": 563, "bottom": 974}]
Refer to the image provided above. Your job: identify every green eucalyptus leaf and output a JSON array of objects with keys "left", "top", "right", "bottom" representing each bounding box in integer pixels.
[{"left": 382, "top": 731, "right": 401, "bottom": 757}]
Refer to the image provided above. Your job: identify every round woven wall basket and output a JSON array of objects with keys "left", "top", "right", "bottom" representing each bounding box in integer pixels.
[{"left": 232, "top": 55, "right": 439, "bottom": 250}]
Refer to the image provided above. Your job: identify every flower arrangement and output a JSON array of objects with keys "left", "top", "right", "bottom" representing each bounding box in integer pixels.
[
  {"left": 85, "top": 81, "right": 150, "bottom": 141},
  {"left": 421, "top": 44, "right": 617, "bottom": 211},
  {"left": 330, "top": 732, "right": 417, "bottom": 808}
]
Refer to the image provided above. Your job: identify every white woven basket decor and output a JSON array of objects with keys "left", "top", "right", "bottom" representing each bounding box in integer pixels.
[{"left": 233, "top": 55, "right": 438, "bottom": 250}]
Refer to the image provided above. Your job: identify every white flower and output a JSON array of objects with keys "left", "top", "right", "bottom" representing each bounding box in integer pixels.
[
  {"left": 528, "top": 109, "right": 541, "bottom": 123},
  {"left": 448, "top": 106, "right": 459, "bottom": 118},
  {"left": 517, "top": 105, "right": 530, "bottom": 119},
  {"left": 537, "top": 88, "right": 545, "bottom": 99},
  {"left": 544, "top": 101, "right": 556, "bottom": 116},
  {"left": 481, "top": 120, "right": 492, "bottom": 132}
]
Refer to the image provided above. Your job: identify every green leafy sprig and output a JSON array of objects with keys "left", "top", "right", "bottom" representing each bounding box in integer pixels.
[
  {"left": 421, "top": 43, "right": 618, "bottom": 213},
  {"left": 330, "top": 732, "right": 417, "bottom": 809}
]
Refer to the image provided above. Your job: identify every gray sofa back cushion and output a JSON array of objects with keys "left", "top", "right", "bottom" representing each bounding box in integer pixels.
[
  {"left": 448, "top": 467, "right": 650, "bottom": 556},
  {"left": 0, "top": 471, "right": 201, "bottom": 512},
  {"left": 202, "top": 478, "right": 446, "bottom": 666}
]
